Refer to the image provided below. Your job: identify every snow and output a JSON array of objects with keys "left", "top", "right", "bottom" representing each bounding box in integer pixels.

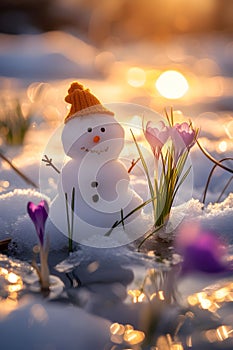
[
  {"left": 0, "top": 296, "right": 111, "bottom": 350},
  {"left": 0, "top": 189, "right": 67, "bottom": 256},
  {"left": 1, "top": 188, "right": 233, "bottom": 254},
  {"left": 0, "top": 32, "right": 100, "bottom": 81}
]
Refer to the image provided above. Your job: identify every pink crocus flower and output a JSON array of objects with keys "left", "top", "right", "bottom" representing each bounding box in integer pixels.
[
  {"left": 145, "top": 121, "right": 170, "bottom": 159},
  {"left": 27, "top": 200, "right": 49, "bottom": 246},
  {"left": 171, "top": 122, "right": 196, "bottom": 160}
]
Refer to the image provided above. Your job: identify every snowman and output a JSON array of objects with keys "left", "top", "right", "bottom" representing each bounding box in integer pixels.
[{"left": 49, "top": 82, "right": 143, "bottom": 246}]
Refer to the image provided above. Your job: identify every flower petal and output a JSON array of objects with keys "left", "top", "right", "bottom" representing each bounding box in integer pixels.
[
  {"left": 145, "top": 120, "right": 170, "bottom": 158},
  {"left": 27, "top": 200, "right": 49, "bottom": 246},
  {"left": 176, "top": 223, "right": 229, "bottom": 275}
]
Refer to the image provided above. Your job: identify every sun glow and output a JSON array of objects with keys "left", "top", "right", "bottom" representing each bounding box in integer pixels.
[{"left": 155, "top": 70, "right": 189, "bottom": 99}]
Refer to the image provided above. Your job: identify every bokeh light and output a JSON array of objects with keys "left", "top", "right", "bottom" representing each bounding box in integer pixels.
[
  {"left": 218, "top": 140, "right": 227, "bottom": 152},
  {"left": 127, "top": 67, "right": 146, "bottom": 87},
  {"left": 128, "top": 289, "right": 146, "bottom": 303},
  {"left": 110, "top": 322, "right": 145, "bottom": 347},
  {"left": 155, "top": 70, "right": 189, "bottom": 99}
]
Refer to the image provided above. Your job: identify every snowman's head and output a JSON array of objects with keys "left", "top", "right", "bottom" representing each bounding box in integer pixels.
[{"left": 62, "top": 113, "right": 124, "bottom": 160}]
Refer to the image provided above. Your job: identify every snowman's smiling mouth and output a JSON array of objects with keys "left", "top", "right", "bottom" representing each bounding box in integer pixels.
[{"left": 81, "top": 146, "right": 109, "bottom": 155}]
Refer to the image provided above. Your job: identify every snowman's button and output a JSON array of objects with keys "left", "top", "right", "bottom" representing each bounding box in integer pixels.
[
  {"left": 91, "top": 181, "right": 98, "bottom": 188},
  {"left": 92, "top": 194, "right": 99, "bottom": 203}
]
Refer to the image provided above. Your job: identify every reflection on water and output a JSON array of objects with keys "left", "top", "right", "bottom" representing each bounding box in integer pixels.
[
  {"left": 205, "top": 325, "right": 233, "bottom": 343},
  {"left": 188, "top": 280, "right": 233, "bottom": 313},
  {"left": 0, "top": 245, "right": 232, "bottom": 349},
  {"left": 123, "top": 261, "right": 233, "bottom": 349},
  {"left": 0, "top": 264, "right": 23, "bottom": 318},
  {"left": 110, "top": 322, "right": 145, "bottom": 348},
  {"left": 0, "top": 253, "right": 64, "bottom": 318},
  {"left": 128, "top": 288, "right": 146, "bottom": 303},
  {"left": 127, "top": 267, "right": 180, "bottom": 306}
]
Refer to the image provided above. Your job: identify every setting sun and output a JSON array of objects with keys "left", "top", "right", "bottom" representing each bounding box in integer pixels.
[{"left": 155, "top": 70, "right": 189, "bottom": 99}]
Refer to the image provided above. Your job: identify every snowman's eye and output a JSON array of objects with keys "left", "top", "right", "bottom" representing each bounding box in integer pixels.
[
  {"left": 87, "top": 127, "right": 92, "bottom": 133},
  {"left": 100, "top": 127, "right": 105, "bottom": 132}
]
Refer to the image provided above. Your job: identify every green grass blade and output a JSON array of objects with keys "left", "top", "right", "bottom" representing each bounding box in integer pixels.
[
  {"left": 105, "top": 197, "right": 155, "bottom": 236},
  {"left": 120, "top": 208, "right": 125, "bottom": 230},
  {"left": 172, "top": 165, "right": 191, "bottom": 203},
  {"left": 69, "top": 187, "right": 75, "bottom": 252},
  {"left": 104, "top": 220, "right": 119, "bottom": 237},
  {"left": 65, "top": 192, "right": 71, "bottom": 241},
  {"left": 130, "top": 129, "right": 156, "bottom": 220}
]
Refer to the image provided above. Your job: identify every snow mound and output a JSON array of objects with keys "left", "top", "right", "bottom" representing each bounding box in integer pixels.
[
  {"left": 0, "top": 296, "right": 111, "bottom": 350},
  {"left": 0, "top": 189, "right": 67, "bottom": 256},
  {"left": 181, "top": 197, "right": 233, "bottom": 243},
  {"left": 1, "top": 189, "right": 233, "bottom": 257},
  {"left": 0, "top": 31, "right": 100, "bottom": 80}
]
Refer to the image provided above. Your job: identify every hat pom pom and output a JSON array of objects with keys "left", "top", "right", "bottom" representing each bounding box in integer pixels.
[
  {"left": 68, "top": 82, "right": 84, "bottom": 93},
  {"left": 65, "top": 82, "right": 85, "bottom": 103}
]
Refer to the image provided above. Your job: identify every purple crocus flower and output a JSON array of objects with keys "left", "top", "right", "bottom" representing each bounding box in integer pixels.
[
  {"left": 176, "top": 223, "right": 230, "bottom": 275},
  {"left": 145, "top": 121, "right": 170, "bottom": 159},
  {"left": 27, "top": 200, "right": 49, "bottom": 246},
  {"left": 174, "top": 122, "right": 195, "bottom": 148},
  {"left": 171, "top": 122, "right": 196, "bottom": 160}
]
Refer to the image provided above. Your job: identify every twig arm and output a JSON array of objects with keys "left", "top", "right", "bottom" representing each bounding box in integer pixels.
[
  {"left": 128, "top": 158, "right": 140, "bottom": 173},
  {"left": 42, "top": 155, "right": 61, "bottom": 174}
]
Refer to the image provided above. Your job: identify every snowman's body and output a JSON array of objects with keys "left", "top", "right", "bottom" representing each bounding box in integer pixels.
[{"left": 52, "top": 113, "right": 142, "bottom": 233}]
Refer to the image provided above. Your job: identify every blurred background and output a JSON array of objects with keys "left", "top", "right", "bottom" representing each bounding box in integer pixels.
[{"left": 0, "top": 0, "right": 233, "bottom": 43}]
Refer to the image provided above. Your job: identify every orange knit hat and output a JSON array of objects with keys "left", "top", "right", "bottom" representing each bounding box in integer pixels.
[{"left": 64, "top": 82, "right": 114, "bottom": 123}]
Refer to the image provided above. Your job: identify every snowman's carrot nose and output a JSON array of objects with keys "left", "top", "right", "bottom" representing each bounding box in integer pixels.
[{"left": 93, "top": 135, "right": 100, "bottom": 143}]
